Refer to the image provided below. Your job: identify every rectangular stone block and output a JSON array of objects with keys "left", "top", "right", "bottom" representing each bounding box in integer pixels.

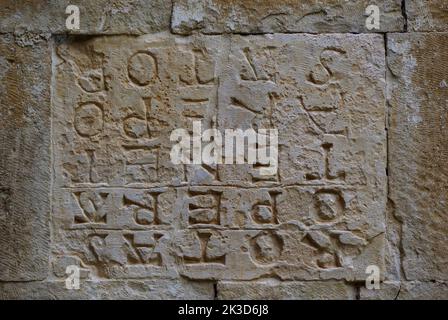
[
  {"left": 0, "top": 279, "right": 214, "bottom": 300},
  {"left": 406, "top": 0, "right": 448, "bottom": 31},
  {"left": 0, "top": 0, "right": 171, "bottom": 34},
  {"left": 361, "top": 280, "right": 448, "bottom": 300},
  {"left": 52, "top": 33, "right": 387, "bottom": 283},
  {"left": 359, "top": 281, "right": 400, "bottom": 300},
  {"left": 387, "top": 33, "right": 448, "bottom": 280},
  {"left": 172, "top": 0, "right": 405, "bottom": 34},
  {"left": 217, "top": 280, "right": 355, "bottom": 299},
  {"left": 397, "top": 281, "right": 448, "bottom": 300},
  {"left": 0, "top": 34, "right": 51, "bottom": 280}
]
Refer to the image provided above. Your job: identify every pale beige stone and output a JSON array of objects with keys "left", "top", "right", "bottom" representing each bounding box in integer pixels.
[
  {"left": 387, "top": 33, "right": 448, "bottom": 281},
  {"left": 406, "top": 0, "right": 448, "bottom": 32},
  {"left": 360, "top": 280, "right": 448, "bottom": 300},
  {"left": 172, "top": 0, "right": 405, "bottom": 34},
  {"left": 2, "top": 0, "right": 447, "bottom": 302},
  {"left": 52, "top": 33, "right": 386, "bottom": 283},
  {"left": 0, "top": 34, "right": 51, "bottom": 281},
  {"left": 0, "top": 0, "right": 171, "bottom": 34},
  {"left": 0, "top": 279, "right": 214, "bottom": 300},
  {"left": 359, "top": 281, "right": 400, "bottom": 300},
  {"left": 217, "top": 280, "right": 355, "bottom": 299},
  {"left": 397, "top": 281, "right": 448, "bottom": 300}
]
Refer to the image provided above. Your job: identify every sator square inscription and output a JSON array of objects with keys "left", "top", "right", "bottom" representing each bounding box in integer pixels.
[{"left": 52, "top": 33, "right": 386, "bottom": 281}]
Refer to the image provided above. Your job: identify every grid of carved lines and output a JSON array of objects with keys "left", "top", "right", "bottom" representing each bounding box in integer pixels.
[{"left": 53, "top": 36, "right": 381, "bottom": 280}]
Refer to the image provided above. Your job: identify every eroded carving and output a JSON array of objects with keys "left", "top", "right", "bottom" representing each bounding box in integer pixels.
[
  {"left": 314, "top": 189, "right": 344, "bottom": 221},
  {"left": 90, "top": 231, "right": 164, "bottom": 267},
  {"left": 250, "top": 231, "right": 283, "bottom": 265},
  {"left": 52, "top": 34, "right": 386, "bottom": 282},
  {"left": 188, "top": 190, "right": 221, "bottom": 226}
]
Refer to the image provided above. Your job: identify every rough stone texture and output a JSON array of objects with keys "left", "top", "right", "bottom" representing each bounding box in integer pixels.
[
  {"left": 361, "top": 281, "right": 448, "bottom": 300},
  {"left": 172, "top": 0, "right": 405, "bottom": 34},
  {"left": 50, "top": 33, "right": 386, "bottom": 284},
  {"left": 217, "top": 280, "right": 355, "bottom": 299},
  {"left": 0, "top": 279, "right": 214, "bottom": 300},
  {"left": 0, "top": 34, "right": 51, "bottom": 281},
  {"left": 387, "top": 33, "right": 448, "bottom": 281},
  {"left": 359, "top": 281, "right": 401, "bottom": 300},
  {"left": 0, "top": 0, "right": 171, "bottom": 34},
  {"left": 1, "top": 1, "right": 448, "bottom": 300},
  {"left": 397, "top": 281, "right": 448, "bottom": 300},
  {"left": 406, "top": 0, "right": 448, "bottom": 32}
]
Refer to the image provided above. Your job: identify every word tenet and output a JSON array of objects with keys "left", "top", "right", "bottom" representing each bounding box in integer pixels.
[{"left": 170, "top": 121, "right": 278, "bottom": 176}]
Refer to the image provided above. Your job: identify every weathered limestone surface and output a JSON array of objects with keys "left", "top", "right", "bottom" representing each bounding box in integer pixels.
[
  {"left": 2, "top": 1, "right": 448, "bottom": 301},
  {"left": 0, "top": 279, "right": 214, "bottom": 300},
  {"left": 360, "top": 281, "right": 448, "bottom": 300},
  {"left": 0, "top": 0, "right": 171, "bottom": 34},
  {"left": 387, "top": 33, "right": 448, "bottom": 281},
  {"left": 397, "top": 281, "right": 448, "bottom": 300},
  {"left": 359, "top": 281, "right": 400, "bottom": 300},
  {"left": 50, "top": 33, "right": 386, "bottom": 284},
  {"left": 217, "top": 280, "right": 355, "bottom": 299},
  {"left": 172, "top": 0, "right": 405, "bottom": 34},
  {"left": 406, "top": 0, "right": 448, "bottom": 31},
  {"left": 0, "top": 34, "right": 51, "bottom": 281}
]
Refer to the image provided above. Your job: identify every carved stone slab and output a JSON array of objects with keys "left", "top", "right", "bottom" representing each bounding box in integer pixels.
[
  {"left": 406, "top": 0, "right": 448, "bottom": 32},
  {"left": 52, "top": 33, "right": 386, "bottom": 282}
]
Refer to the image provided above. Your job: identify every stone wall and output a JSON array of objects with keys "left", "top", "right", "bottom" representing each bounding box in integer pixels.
[{"left": 0, "top": 0, "right": 447, "bottom": 300}]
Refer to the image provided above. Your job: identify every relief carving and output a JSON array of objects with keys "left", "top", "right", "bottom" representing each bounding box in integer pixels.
[{"left": 52, "top": 34, "right": 386, "bottom": 282}]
